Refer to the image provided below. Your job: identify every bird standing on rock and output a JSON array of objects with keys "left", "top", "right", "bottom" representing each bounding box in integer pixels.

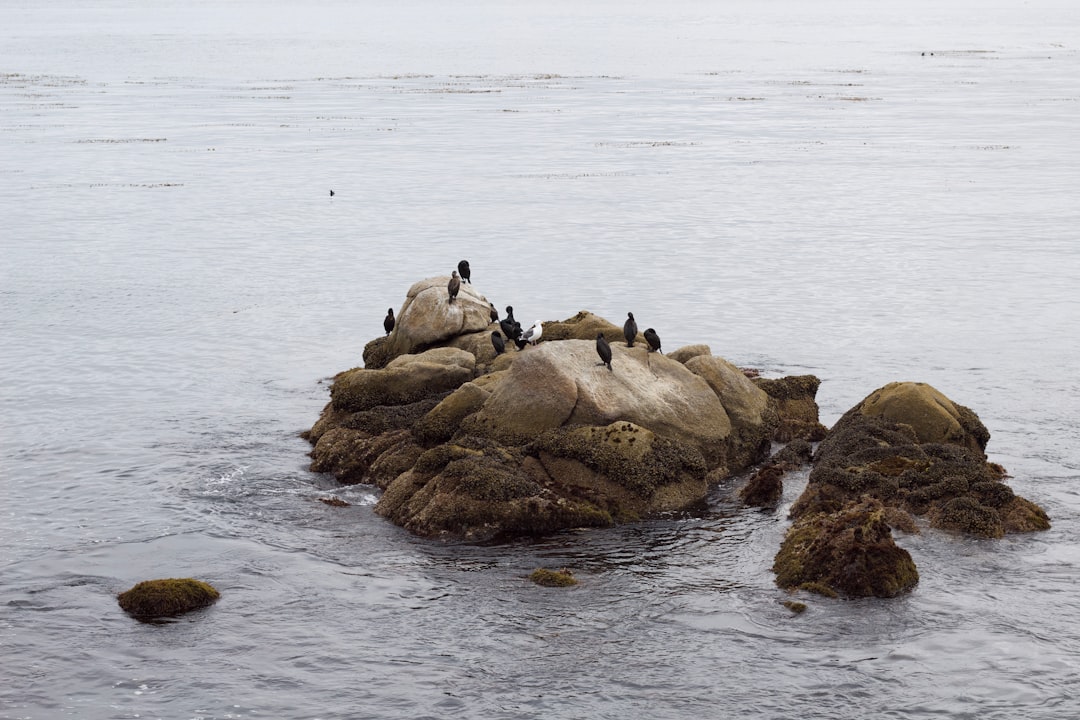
[
  {"left": 596, "top": 332, "right": 613, "bottom": 371},
  {"left": 491, "top": 330, "right": 505, "bottom": 355},
  {"left": 520, "top": 321, "right": 543, "bottom": 346},
  {"left": 489, "top": 303, "right": 499, "bottom": 323},
  {"left": 623, "top": 312, "right": 638, "bottom": 347},
  {"left": 644, "top": 328, "right": 662, "bottom": 353},
  {"left": 448, "top": 270, "right": 461, "bottom": 303},
  {"left": 383, "top": 308, "right": 395, "bottom": 335},
  {"left": 458, "top": 260, "right": 471, "bottom": 284},
  {"left": 505, "top": 306, "right": 516, "bottom": 326}
]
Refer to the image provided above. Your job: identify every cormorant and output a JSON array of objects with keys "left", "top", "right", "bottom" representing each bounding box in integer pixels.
[
  {"left": 623, "top": 312, "right": 638, "bottom": 347},
  {"left": 644, "top": 328, "right": 662, "bottom": 353},
  {"left": 383, "top": 308, "right": 395, "bottom": 336},
  {"left": 520, "top": 321, "right": 543, "bottom": 346},
  {"left": 596, "top": 332, "right": 612, "bottom": 371},
  {"left": 499, "top": 316, "right": 516, "bottom": 341},
  {"left": 458, "top": 259, "right": 471, "bottom": 284},
  {"left": 491, "top": 330, "right": 505, "bottom": 355},
  {"left": 448, "top": 270, "right": 461, "bottom": 303},
  {"left": 505, "top": 305, "right": 516, "bottom": 326},
  {"left": 489, "top": 303, "right": 499, "bottom": 322}
]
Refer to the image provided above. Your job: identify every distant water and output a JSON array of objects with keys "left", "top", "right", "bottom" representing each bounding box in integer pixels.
[{"left": 2, "top": 1, "right": 1079, "bottom": 718}]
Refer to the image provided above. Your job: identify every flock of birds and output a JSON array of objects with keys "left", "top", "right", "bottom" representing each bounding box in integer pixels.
[{"left": 381, "top": 260, "right": 663, "bottom": 373}]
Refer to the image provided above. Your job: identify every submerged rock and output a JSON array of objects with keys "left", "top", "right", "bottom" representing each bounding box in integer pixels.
[{"left": 117, "top": 578, "right": 220, "bottom": 620}]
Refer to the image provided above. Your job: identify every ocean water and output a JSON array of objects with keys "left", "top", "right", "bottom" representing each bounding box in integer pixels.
[{"left": 2, "top": 1, "right": 1079, "bottom": 718}]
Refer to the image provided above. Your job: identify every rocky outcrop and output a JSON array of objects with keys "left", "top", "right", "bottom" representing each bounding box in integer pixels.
[
  {"left": 117, "top": 578, "right": 220, "bottom": 620},
  {"left": 304, "top": 280, "right": 812, "bottom": 541},
  {"left": 772, "top": 381, "right": 1050, "bottom": 599}
]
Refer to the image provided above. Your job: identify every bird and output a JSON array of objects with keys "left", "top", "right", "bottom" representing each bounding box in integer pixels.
[
  {"left": 458, "top": 259, "right": 471, "bottom": 284},
  {"left": 329, "top": 189, "right": 335, "bottom": 197},
  {"left": 383, "top": 308, "right": 395, "bottom": 335},
  {"left": 520, "top": 320, "right": 543, "bottom": 346},
  {"left": 491, "top": 330, "right": 505, "bottom": 355},
  {"left": 499, "top": 316, "right": 516, "bottom": 341},
  {"left": 513, "top": 334, "right": 528, "bottom": 351},
  {"left": 644, "top": 328, "right": 662, "bottom": 353},
  {"left": 489, "top": 303, "right": 499, "bottom": 323},
  {"left": 505, "top": 305, "right": 516, "bottom": 326},
  {"left": 623, "top": 312, "right": 638, "bottom": 347},
  {"left": 596, "top": 332, "right": 613, "bottom": 371},
  {"left": 448, "top": 270, "right": 461, "bottom": 303}
]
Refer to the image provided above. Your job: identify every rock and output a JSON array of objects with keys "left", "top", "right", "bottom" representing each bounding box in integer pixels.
[
  {"left": 460, "top": 339, "right": 739, "bottom": 467},
  {"left": 530, "top": 568, "right": 578, "bottom": 587},
  {"left": 859, "top": 381, "right": 990, "bottom": 453},
  {"left": 773, "top": 498, "right": 919, "bottom": 599},
  {"left": 668, "top": 344, "right": 711, "bottom": 364},
  {"left": 685, "top": 355, "right": 777, "bottom": 470},
  {"left": 754, "top": 375, "right": 829, "bottom": 442},
  {"left": 330, "top": 348, "right": 474, "bottom": 413},
  {"left": 385, "top": 277, "right": 494, "bottom": 358},
  {"left": 117, "top": 578, "right": 220, "bottom": 620},
  {"left": 740, "top": 465, "right": 784, "bottom": 507},
  {"left": 539, "top": 310, "right": 622, "bottom": 342}
]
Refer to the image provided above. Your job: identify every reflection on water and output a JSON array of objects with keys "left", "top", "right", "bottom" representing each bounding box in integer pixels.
[{"left": 2, "top": 1, "right": 1079, "bottom": 718}]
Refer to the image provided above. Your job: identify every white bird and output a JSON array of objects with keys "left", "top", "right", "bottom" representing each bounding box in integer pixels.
[{"left": 520, "top": 320, "right": 543, "bottom": 346}]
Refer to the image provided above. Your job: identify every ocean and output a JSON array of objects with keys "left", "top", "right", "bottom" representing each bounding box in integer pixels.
[{"left": 2, "top": 1, "right": 1079, "bottom": 718}]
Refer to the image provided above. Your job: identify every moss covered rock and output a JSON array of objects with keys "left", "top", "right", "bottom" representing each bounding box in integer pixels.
[
  {"left": 773, "top": 498, "right": 919, "bottom": 598},
  {"left": 755, "top": 374, "right": 829, "bottom": 442},
  {"left": 117, "top": 578, "right": 220, "bottom": 620},
  {"left": 530, "top": 568, "right": 579, "bottom": 587}
]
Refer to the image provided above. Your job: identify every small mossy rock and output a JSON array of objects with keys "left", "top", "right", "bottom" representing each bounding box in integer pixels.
[
  {"left": 773, "top": 498, "right": 919, "bottom": 599},
  {"left": 530, "top": 568, "right": 579, "bottom": 587},
  {"left": 311, "top": 428, "right": 411, "bottom": 485},
  {"left": 860, "top": 381, "right": 988, "bottom": 453},
  {"left": 668, "top": 344, "right": 711, "bottom": 364},
  {"left": 740, "top": 464, "right": 785, "bottom": 507},
  {"left": 330, "top": 354, "right": 472, "bottom": 413},
  {"left": 755, "top": 375, "right": 828, "bottom": 442},
  {"left": 118, "top": 578, "right": 220, "bottom": 620}
]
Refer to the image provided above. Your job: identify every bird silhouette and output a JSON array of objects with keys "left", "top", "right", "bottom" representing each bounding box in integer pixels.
[
  {"left": 644, "top": 328, "right": 662, "bottom": 353},
  {"left": 457, "top": 260, "right": 471, "bottom": 284},
  {"left": 491, "top": 331, "right": 505, "bottom": 355},
  {"left": 448, "top": 270, "right": 461, "bottom": 303},
  {"left": 596, "top": 332, "right": 613, "bottom": 371},
  {"left": 383, "top": 308, "right": 395, "bottom": 335},
  {"left": 623, "top": 312, "right": 638, "bottom": 347}
]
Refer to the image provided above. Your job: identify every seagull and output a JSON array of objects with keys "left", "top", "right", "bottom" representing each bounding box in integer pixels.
[
  {"left": 458, "top": 259, "right": 471, "bottom": 284},
  {"left": 491, "top": 330, "right": 505, "bottom": 355},
  {"left": 644, "top": 328, "right": 662, "bottom": 353},
  {"left": 520, "top": 320, "right": 543, "bottom": 346},
  {"left": 596, "top": 332, "right": 613, "bottom": 371},
  {"left": 623, "top": 312, "right": 638, "bottom": 347},
  {"left": 383, "top": 308, "right": 395, "bottom": 335},
  {"left": 448, "top": 270, "right": 461, "bottom": 303}
]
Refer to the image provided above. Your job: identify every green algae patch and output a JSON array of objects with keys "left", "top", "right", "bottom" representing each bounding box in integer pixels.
[
  {"left": 782, "top": 600, "right": 808, "bottom": 613},
  {"left": 117, "top": 578, "right": 220, "bottom": 620},
  {"left": 530, "top": 568, "right": 579, "bottom": 587}
]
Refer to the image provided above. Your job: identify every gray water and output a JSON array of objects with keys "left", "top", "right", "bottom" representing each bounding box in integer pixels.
[{"left": 2, "top": 1, "right": 1080, "bottom": 718}]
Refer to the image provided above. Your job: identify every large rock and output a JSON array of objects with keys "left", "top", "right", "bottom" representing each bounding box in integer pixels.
[
  {"left": 459, "top": 339, "right": 738, "bottom": 467},
  {"left": 859, "top": 381, "right": 989, "bottom": 453},
  {"left": 331, "top": 347, "right": 474, "bottom": 412}
]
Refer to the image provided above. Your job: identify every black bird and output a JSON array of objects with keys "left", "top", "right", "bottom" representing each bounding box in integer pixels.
[
  {"left": 448, "top": 270, "right": 461, "bottom": 302},
  {"left": 644, "top": 328, "right": 662, "bottom": 353},
  {"left": 499, "top": 316, "right": 516, "bottom": 341},
  {"left": 383, "top": 307, "right": 395, "bottom": 336},
  {"left": 512, "top": 321, "right": 523, "bottom": 342},
  {"left": 491, "top": 330, "right": 505, "bottom": 355},
  {"left": 458, "top": 259, "right": 471, "bottom": 284},
  {"left": 505, "top": 305, "right": 516, "bottom": 325},
  {"left": 489, "top": 303, "right": 499, "bottom": 323},
  {"left": 623, "top": 312, "right": 638, "bottom": 347},
  {"left": 513, "top": 333, "right": 528, "bottom": 351},
  {"left": 596, "top": 332, "right": 613, "bottom": 371},
  {"left": 329, "top": 189, "right": 335, "bottom": 197}
]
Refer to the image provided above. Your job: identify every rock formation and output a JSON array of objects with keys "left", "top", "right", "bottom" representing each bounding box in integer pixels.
[
  {"left": 772, "top": 381, "right": 1050, "bottom": 599},
  {"left": 303, "top": 278, "right": 823, "bottom": 541}
]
